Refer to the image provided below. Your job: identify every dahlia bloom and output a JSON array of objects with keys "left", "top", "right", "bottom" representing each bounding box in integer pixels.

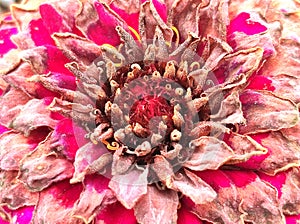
[{"left": 0, "top": 0, "right": 300, "bottom": 223}]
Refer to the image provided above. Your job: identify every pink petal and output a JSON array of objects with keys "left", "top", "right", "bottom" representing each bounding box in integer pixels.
[
  {"left": 258, "top": 171, "right": 287, "bottom": 198},
  {"left": 178, "top": 201, "right": 203, "bottom": 224},
  {"left": 222, "top": 170, "right": 257, "bottom": 188},
  {"left": 0, "top": 28, "right": 17, "bottom": 57},
  {"left": 246, "top": 75, "right": 276, "bottom": 91},
  {"left": 0, "top": 125, "right": 9, "bottom": 135},
  {"left": 39, "top": 4, "right": 65, "bottom": 34},
  {"left": 286, "top": 214, "right": 300, "bottom": 224},
  {"left": 96, "top": 202, "right": 136, "bottom": 224},
  {"left": 195, "top": 170, "right": 231, "bottom": 191},
  {"left": 152, "top": 0, "right": 167, "bottom": 22},
  {"left": 45, "top": 46, "right": 72, "bottom": 74},
  {"left": 3, "top": 206, "right": 34, "bottom": 224},
  {"left": 29, "top": 19, "right": 54, "bottom": 46},
  {"left": 52, "top": 118, "right": 88, "bottom": 160},
  {"left": 88, "top": 2, "right": 124, "bottom": 46},
  {"left": 228, "top": 12, "right": 267, "bottom": 36}
]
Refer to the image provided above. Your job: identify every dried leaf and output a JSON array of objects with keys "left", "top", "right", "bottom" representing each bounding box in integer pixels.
[
  {"left": 239, "top": 90, "right": 299, "bottom": 134},
  {"left": 134, "top": 185, "right": 179, "bottom": 224},
  {"left": 109, "top": 168, "right": 148, "bottom": 209},
  {"left": 183, "top": 136, "right": 234, "bottom": 171}
]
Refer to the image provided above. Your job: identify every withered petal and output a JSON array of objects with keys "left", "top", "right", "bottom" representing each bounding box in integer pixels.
[
  {"left": 134, "top": 185, "right": 179, "bottom": 224},
  {"left": 183, "top": 136, "right": 234, "bottom": 171},
  {"left": 109, "top": 168, "right": 148, "bottom": 209},
  {"left": 239, "top": 89, "right": 299, "bottom": 135}
]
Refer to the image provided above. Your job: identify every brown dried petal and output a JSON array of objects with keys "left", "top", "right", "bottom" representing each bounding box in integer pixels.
[
  {"left": 0, "top": 131, "right": 36, "bottom": 170},
  {"left": 10, "top": 99, "right": 57, "bottom": 136},
  {"left": 226, "top": 132, "right": 267, "bottom": 164},
  {"left": 168, "top": 0, "right": 201, "bottom": 39},
  {"left": 109, "top": 168, "right": 148, "bottom": 209},
  {"left": 71, "top": 142, "right": 108, "bottom": 183},
  {"left": 238, "top": 177, "right": 285, "bottom": 223},
  {"left": 0, "top": 171, "right": 38, "bottom": 209},
  {"left": 259, "top": 131, "right": 300, "bottom": 175},
  {"left": 183, "top": 136, "right": 234, "bottom": 171},
  {"left": 111, "top": 148, "right": 135, "bottom": 175},
  {"left": 20, "top": 46, "right": 49, "bottom": 74},
  {"left": 52, "top": 33, "right": 102, "bottom": 66},
  {"left": 151, "top": 155, "right": 174, "bottom": 185},
  {"left": 0, "top": 49, "right": 21, "bottom": 75},
  {"left": 18, "top": 135, "right": 74, "bottom": 191},
  {"left": 280, "top": 167, "right": 300, "bottom": 215},
  {"left": 194, "top": 185, "right": 242, "bottom": 224},
  {"left": 223, "top": 47, "right": 264, "bottom": 83},
  {"left": 168, "top": 169, "right": 217, "bottom": 205},
  {"left": 0, "top": 88, "right": 32, "bottom": 127},
  {"left": 134, "top": 185, "right": 179, "bottom": 224},
  {"left": 239, "top": 90, "right": 299, "bottom": 134}
]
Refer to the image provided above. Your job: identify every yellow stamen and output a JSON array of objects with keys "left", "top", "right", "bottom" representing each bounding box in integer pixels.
[
  {"left": 128, "top": 26, "right": 141, "bottom": 41},
  {"left": 171, "top": 26, "right": 180, "bottom": 47},
  {"left": 101, "top": 140, "right": 119, "bottom": 150},
  {"left": 190, "top": 62, "right": 201, "bottom": 71},
  {"left": 100, "top": 44, "right": 122, "bottom": 67}
]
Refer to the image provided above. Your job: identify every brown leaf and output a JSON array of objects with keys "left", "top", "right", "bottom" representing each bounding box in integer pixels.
[
  {"left": 168, "top": 169, "right": 217, "bottom": 205},
  {"left": 239, "top": 90, "right": 299, "bottom": 134},
  {"left": 10, "top": 99, "right": 57, "bottom": 136},
  {"left": 109, "top": 168, "right": 148, "bottom": 209},
  {"left": 280, "top": 167, "right": 300, "bottom": 215},
  {"left": 134, "top": 185, "right": 179, "bottom": 224},
  {"left": 0, "top": 171, "right": 38, "bottom": 209},
  {"left": 0, "top": 88, "right": 32, "bottom": 127},
  {"left": 183, "top": 136, "right": 234, "bottom": 171},
  {"left": 18, "top": 135, "right": 74, "bottom": 191},
  {"left": 259, "top": 131, "right": 300, "bottom": 175}
]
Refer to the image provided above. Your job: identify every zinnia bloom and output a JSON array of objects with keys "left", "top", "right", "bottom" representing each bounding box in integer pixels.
[{"left": 0, "top": 0, "right": 300, "bottom": 223}]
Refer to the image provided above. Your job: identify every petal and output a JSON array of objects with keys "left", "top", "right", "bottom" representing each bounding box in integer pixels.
[
  {"left": 0, "top": 49, "right": 21, "bottom": 76},
  {"left": 52, "top": 33, "right": 102, "bottom": 65},
  {"left": 178, "top": 202, "right": 203, "bottom": 224},
  {"left": 72, "top": 174, "right": 115, "bottom": 223},
  {"left": 239, "top": 90, "right": 299, "bottom": 134},
  {"left": 96, "top": 202, "right": 136, "bottom": 224},
  {"left": 167, "top": 169, "right": 217, "bottom": 205},
  {"left": 18, "top": 134, "right": 74, "bottom": 191},
  {"left": 76, "top": 1, "right": 125, "bottom": 46},
  {"left": 224, "top": 171, "right": 285, "bottom": 224},
  {"left": 0, "top": 171, "right": 38, "bottom": 210},
  {"left": 32, "top": 180, "right": 83, "bottom": 223},
  {"left": 109, "top": 168, "right": 148, "bottom": 209},
  {"left": 134, "top": 185, "right": 179, "bottom": 224},
  {"left": 10, "top": 99, "right": 58, "bottom": 136},
  {"left": 0, "top": 28, "right": 17, "bottom": 57},
  {"left": 6, "top": 206, "right": 34, "bottom": 224},
  {"left": 279, "top": 168, "right": 300, "bottom": 215},
  {"left": 183, "top": 136, "right": 234, "bottom": 171},
  {"left": 50, "top": 118, "right": 88, "bottom": 161},
  {"left": 0, "top": 88, "right": 31, "bottom": 127}
]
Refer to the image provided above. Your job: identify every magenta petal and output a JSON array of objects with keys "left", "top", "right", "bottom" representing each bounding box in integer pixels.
[
  {"left": 110, "top": 4, "right": 140, "bottom": 32},
  {"left": 228, "top": 12, "right": 267, "bottom": 36},
  {"left": 246, "top": 75, "right": 276, "bottom": 91},
  {"left": 39, "top": 4, "right": 64, "bottom": 34},
  {"left": 29, "top": 19, "right": 54, "bottom": 46},
  {"left": 45, "top": 46, "right": 71, "bottom": 74},
  {"left": 223, "top": 170, "right": 257, "bottom": 188},
  {"left": 10, "top": 206, "right": 34, "bottom": 224},
  {"left": 88, "top": 2, "right": 125, "bottom": 46},
  {"left": 0, "top": 125, "right": 9, "bottom": 135},
  {"left": 258, "top": 171, "right": 287, "bottom": 198},
  {"left": 152, "top": 0, "right": 167, "bottom": 22},
  {"left": 52, "top": 119, "right": 88, "bottom": 160},
  {"left": 0, "top": 28, "right": 17, "bottom": 57},
  {"left": 286, "top": 214, "right": 300, "bottom": 224},
  {"left": 178, "top": 203, "right": 203, "bottom": 224},
  {"left": 195, "top": 170, "right": 231, "bottom": 191},
  {"left": 96, "top": 202, "right": 136, "bottom": 224}
]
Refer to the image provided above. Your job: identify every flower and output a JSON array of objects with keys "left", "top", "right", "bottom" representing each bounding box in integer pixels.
[{"left": 0, "top": 0, "right": 300, "bottom": 224}]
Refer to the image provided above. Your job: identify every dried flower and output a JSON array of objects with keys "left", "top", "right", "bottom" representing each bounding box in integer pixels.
[{"left": 0, "top": 0, "right": 300, "bottom": 224}]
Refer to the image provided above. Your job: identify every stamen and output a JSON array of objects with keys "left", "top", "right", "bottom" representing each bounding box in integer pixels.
[
  {"left": 128, "top": 26, "right": 141, "bottom": 41},
  {"left": 190, "top": 61, "right": 201, "bottom": 71},
  {"left": 101, "top": 140, "right": 120, "bottom": 150}
]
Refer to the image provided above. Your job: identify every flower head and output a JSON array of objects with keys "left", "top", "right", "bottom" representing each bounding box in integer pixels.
[{"left": 0, "top": 0, "right": 300, "bottom": 223}]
